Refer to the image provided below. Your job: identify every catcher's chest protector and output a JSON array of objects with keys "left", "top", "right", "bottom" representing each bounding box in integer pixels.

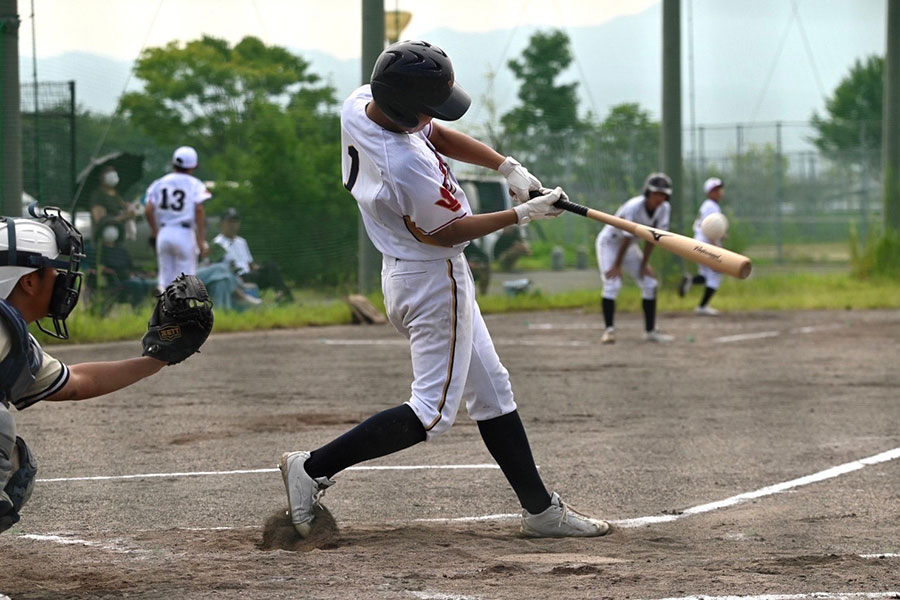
[{"left": 0, "top": 299, "right": 43, "bottom": 408}]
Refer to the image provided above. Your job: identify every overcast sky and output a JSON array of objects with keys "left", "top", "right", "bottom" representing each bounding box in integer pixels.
[{"left": 19, "top": 0, "right": 659, "bottom": 61}]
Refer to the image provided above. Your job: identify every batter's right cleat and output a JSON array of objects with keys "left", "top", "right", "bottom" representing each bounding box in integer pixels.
[
  {"left": 521, "top": 492, "right": 611, "bottom": 538},
  {"left": 279, "top": 451, "right": 335, "bottom": 538},
  {"left": 695, "top": 305, "right": 720, "bottom": 316},
  {"left": 600, "top": 327, "right": 616, "bottom": 344},
  {"left": 678, "top": 275, "right": 692, "bottom": 298}
]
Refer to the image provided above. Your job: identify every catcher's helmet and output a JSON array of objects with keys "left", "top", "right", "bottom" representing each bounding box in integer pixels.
[
  {"left": 0, "top": 206, "right": 84, "bottom": 339},
  {"left": 370, "top": 40, "right": 471, "bottom": 129},
  {"left": 643, "top": 172, "right": 673, "bottom": 197}
]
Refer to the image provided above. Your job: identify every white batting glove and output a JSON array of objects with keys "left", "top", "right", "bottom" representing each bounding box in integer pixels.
[
  {"left": 513, "top": 187, "right": 566, "bottom": 225},
  {"left": 498, "top": 156, "right": 542, "bottom": 204}
]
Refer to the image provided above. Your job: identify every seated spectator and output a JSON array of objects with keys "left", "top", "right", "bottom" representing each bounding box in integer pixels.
[
  {"left": 85, "top": 226, "right": 157, "bottom": 307},
  {"left": 212, "top": 208, "right": 294, "bottom": 302},
  {"left": 89, "top": 166, "right": 138, "bottom": 245}
]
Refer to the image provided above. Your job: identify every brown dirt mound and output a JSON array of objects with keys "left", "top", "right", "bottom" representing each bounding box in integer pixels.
[{"left": 258, "top": 505, "right": 339, "bottom": 552}]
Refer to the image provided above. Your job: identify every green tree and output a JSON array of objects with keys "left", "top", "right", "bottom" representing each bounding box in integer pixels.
[
  {"left": 576, "top": 103, "right": 660, "bottom": 211},
  {"left": 501, "top": 30, "right": 586, "bottom": 181},
  {"left": 811, "top": 55, "right": 882, "bottom": 169},
  {"left": 121, "top": 36, "right": 357, "bottom": 286}
]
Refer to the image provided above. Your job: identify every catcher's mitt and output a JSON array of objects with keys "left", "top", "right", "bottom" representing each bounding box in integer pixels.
[{"left": 142, "top": 274, "right": 214, "bottom": 365}]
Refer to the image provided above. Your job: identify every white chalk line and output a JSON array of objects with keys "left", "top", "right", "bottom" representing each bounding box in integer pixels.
[
  {"left": 646, "top": 593, "right": 900, "bottom": 600},
  {"left": 36, "top": 463, "right": 501, "bottom": 483},
  {"left": 320, "top": 338, "right": 590, "bottom": 348}
]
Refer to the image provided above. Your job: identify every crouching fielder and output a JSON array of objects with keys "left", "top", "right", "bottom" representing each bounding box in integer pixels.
[{"left": 596, "top": 173, "right": 674, "bottom": 344}]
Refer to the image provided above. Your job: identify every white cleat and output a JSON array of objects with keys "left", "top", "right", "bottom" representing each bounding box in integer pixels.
[
  {"left": 279, "top": 451, "right": 335, "bottom": 537},
  {"left": 600, "top": 327, "right": 616, "bottom": 344},
  {"left": 645, "top": 330, "right": 674, "bottom": 343},
  {"left": 521, "top": 492, "right": 611, "bottom": 538},
  {"left": 695, "top": 305, "right": 720, "bottom": 316}
]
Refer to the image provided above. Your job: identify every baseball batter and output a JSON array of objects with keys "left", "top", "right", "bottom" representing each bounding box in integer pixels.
[
  {"left": 145, "top": 146, "right": 212, "bottom": 291},
  {"left": 595, "top": 173, "right": 674, "bottom": 344},
  {"left": 680, "top": 177, "right": 726, "bottom": 315},
  {"left": 0, "top": 208, "right": 179, "bottom": 533},
  {"left": 280, "top": 40, "right": 610, "bottom": 539}
]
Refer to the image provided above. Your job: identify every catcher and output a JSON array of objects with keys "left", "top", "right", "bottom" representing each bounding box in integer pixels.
[{"left": 0, "top": 207, "right": 213, "bottom": 533}]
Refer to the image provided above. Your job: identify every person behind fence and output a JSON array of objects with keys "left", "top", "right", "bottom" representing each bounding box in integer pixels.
[
  {"left": 89, "top": 166, "right": 137, "bottom": 245},
  {"left": 144, "top": 146, "right": 211, "bottom": 291},
  {"left": 211, "top": 208, "right": 294, "bottom": 302},
  {"left": 595, "top": 172, "right": 675, "bottom": 345},
  {"left": 0, "top": 210, "right": 176, "bottom": 533},
  {"left": 679, "top": 177, "right": 727, "bottom": 315},
  {"left": 87, "top": 225, "right": 156, "bottom": 307}
]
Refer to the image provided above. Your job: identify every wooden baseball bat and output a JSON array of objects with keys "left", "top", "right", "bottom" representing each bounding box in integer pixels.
[{"left": 537, "top": 192, "right": 752, "bottom": 279}]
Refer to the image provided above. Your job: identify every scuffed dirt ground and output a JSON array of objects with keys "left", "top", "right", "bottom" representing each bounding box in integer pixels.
[{"left": 2, "top": 309, "right": 899, "bottom": 599}]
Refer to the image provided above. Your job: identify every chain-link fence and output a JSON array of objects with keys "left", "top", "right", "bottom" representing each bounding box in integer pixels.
[{"left": 20, "top": 81, "right": 76, "bottom": 211}]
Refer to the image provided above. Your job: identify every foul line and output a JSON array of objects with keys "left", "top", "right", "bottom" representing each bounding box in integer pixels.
[
  {"left": 647, "top": 593, "right": 900, "bottom": 600},
  {"left": 413, "top": 447, "right": 900, "bottom": 529},
  {"left": 36, "top": 463, "right": 501, "bottom": 484}
]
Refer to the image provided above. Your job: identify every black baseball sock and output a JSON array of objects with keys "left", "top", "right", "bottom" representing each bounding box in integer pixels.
[
  {"left": 692, "top": 274, "right": 707, "bottom": 285},
  {"left": 305, "top": 404, "right": 426, "bottom": 480},
  {"left": 699, "top": 286, "right": 717, "bottom": 308},
  {"left": 477, "top": 411, "right": 551, "bottom": 515},
  {"left": 642, "top": 298, "right": 657, "bottom": 332},
  {"left": 602, "top": 298, "right": 616, "bottom": 328}
]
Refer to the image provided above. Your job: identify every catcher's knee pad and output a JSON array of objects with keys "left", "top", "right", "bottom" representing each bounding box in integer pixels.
[{"left": 0, "top": 437, "right": 37, "bottom": 534}]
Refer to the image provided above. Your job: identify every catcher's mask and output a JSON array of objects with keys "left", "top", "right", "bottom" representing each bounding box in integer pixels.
[{"left": 0, "top": 205, "right": 84, "bottom": 339}]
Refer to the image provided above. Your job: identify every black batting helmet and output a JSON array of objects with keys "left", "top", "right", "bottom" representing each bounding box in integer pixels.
[
  {"left": 370, "top": 40, "right": 471, "bottom": 129},
  {"left": 643, "top": 172, "right": 673, "bottom": 197}
]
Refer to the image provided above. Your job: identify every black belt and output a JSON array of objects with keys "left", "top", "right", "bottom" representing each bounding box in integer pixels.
[{"left": 161, "top": 222, "right": 191, "bottom": 229}]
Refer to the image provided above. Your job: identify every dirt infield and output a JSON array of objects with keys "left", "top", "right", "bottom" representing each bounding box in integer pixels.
[{"left": 2, "top": 308, "right": 899, "bottom": 599}]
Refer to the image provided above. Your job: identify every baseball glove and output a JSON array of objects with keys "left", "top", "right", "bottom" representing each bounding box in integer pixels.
[{"left": 142, "top": 274, "right": 214, "bottom": 365}]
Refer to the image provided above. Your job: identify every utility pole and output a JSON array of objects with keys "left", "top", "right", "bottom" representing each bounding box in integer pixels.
[
  {"left": 0, "top": 0, "right": 22, "bottom": 217},
  {"left": 357, "top": 0, "right": 385, "bottom": 294},
  {"left": 661, "top": 0, "right": 683, "bottom": 234},
  {"left": 883, "top": 0, "right": 900, "bottom": 231}
]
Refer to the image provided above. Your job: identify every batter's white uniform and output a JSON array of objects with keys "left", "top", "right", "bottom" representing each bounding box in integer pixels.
[
  {"left": 595, "top": 195, "right": 670, "bottom": 300},
  {"left": 692, "top": 198, "right": 724, "bottom": 290},
  {"left": 340, "top": 85, "right": 516, "bottom": 439},
  {"left": 145, "top": 173, "right": 211, "bottom": 289}
]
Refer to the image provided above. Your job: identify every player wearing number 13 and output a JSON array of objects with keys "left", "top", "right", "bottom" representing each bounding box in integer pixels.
[
  {"left": 278, "top": 40, "right": 610, "bottom": 540},
  {"left": 144, "top": 146, "right": 212, "bottom": 291}
]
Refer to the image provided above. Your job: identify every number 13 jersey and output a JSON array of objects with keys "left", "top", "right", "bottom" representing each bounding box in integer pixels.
[
  {"left": 340, "top": 85, "right": 472, "bottom": 261},
  {"left": 145, "top": 172, "right": 211, "bottom": 228}
]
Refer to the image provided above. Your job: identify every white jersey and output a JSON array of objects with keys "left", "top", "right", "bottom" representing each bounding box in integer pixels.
[
  {"left": 693, "top": 198, "right": 722, "bottom": 244},
  {"left": 145, "top": 172, "right": 211, "bottom": 228},
  {"left": 213, "top": 233, "right": 253, "bottom": 275},
  {"left": 597, "top": 195, "right": 671, "bottom": 247},
  {"left": 340, "top": 85, "right": 471, "bottom": 260}
]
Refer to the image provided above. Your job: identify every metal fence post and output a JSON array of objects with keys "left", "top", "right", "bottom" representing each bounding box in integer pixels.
[{"left": 775, "top": 121, "right": 783, "bottom": 263}]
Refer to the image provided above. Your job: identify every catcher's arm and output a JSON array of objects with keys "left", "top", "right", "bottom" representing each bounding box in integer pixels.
[{"left": 44, "top": 358, "right": 165, "bottom": 402}]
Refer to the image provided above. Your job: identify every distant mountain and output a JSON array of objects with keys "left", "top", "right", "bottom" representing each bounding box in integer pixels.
[{"left": 22, "top": 0, "right": 884, "bottom": 153}]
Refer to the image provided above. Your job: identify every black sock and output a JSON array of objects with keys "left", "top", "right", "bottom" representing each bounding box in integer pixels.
[
  {"left": 642, "top": 297, "right": 656, "bottom": 332},
  {"left": 477, "top": 411, "right": 551, "bottom": 514},
  {"left": 692, "top": 274, "right": 707, "bottom": 285},
  {"left": 305, "top": 404, "right": 426, "bottom": 479},
  {"left": 699, "top": 286, "right": 717, "bottom": 308},
  {"left": 602, "top": 298, "right": 615, "bottom": 328}
]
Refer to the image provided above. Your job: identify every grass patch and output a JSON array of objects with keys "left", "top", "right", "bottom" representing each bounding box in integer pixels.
[{"left": 35, "top": 271, "right": 900, "bottom": 346}]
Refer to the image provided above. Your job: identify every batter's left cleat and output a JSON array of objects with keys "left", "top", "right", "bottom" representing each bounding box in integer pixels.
[
  {"left": 279, "top": 451, "right": 335, "bottom": 538},
  {"left": 645, "top": 330, "right": 674, "bottom": 343},
  {"left": 521, "top": 492, "right": 611, "bottom": 538}
]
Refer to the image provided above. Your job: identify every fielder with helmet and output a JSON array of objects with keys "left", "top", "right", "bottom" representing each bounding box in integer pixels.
[
  {"left": 279, "top": 40, "right": 610, "bottom": 538},
  {"left": 0, "top": 207, "right": 213, "bottom": 533},
  {"left": 595, "top": 173, "right": 675, "bottom": 344}
]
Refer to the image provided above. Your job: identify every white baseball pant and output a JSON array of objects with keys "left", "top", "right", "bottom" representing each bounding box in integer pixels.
[
  {"left": 156, "top": 225, "right": 198, "bottom": 289},
  {"left": 596, "top": 238, "right": 659, "bottom": 300}
]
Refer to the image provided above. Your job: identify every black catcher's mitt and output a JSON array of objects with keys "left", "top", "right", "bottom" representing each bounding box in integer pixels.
[{"left": 142, "top": 274, "right": 214, "bottom": 365}]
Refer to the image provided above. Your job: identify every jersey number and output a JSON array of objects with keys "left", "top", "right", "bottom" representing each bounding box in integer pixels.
[
  {"left": 344, "top": 145, "right": 359, "bottom": 192},
  {"left": 160, "top": 188, "right": 186, "bottom": 211}
]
